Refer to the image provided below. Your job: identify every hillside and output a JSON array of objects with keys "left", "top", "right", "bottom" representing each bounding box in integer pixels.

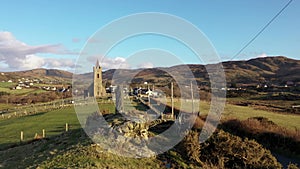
[
  {"left": 99, "top": 56, "right": 300, "bottom": 86},
  {"left": 0, "top": 125, "right": 283, "bottom": 168},
  {"left": 1, "top": 56, "right": 299, "bottom": 86},
  {"left": 223, "top": 56, "right": 300, "bottom": 85},
  {"left": 0, "top": 68, "right": 73, "bottom": 83}
]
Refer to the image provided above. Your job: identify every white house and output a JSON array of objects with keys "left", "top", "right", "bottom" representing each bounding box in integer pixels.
[{"left": 15, "top": 86, "right": 22, "bottom": 90}]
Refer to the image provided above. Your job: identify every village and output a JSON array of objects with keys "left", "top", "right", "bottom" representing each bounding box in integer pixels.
[{"left": 1, "top": 76, "right": 71, "bottom": 92}]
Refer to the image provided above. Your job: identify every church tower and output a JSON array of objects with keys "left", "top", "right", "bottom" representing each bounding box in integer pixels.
[{"left": 93, "top": 60, "right": 106, "bottom": 97}]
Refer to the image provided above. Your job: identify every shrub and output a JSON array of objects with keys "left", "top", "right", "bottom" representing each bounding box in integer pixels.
[
  {"left": 287, "top": 163, "right": 299, "bottom": 169},
  {"left": 176, "top": 130, "right": 202, "bottom": 166},
  {"left": 221, "top": 117, "right": 300, "bottom": 156},
  {"left": 200, "top": 130, "right": 282, "bottom": 169}
]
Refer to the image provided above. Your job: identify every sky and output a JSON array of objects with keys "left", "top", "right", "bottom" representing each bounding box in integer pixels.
[{"left": 0, "top": 0, "right": 299, "bottom": 72}]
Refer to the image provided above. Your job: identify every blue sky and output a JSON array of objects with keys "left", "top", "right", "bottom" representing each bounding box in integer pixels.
[{"left": 0, "top": 0, "right": 299, "bottom": 72}]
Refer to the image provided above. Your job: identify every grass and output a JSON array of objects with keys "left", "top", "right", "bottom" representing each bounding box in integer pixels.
[
  {"left": 0, "top": 87, "right": 37, "bottom": 95},
  {"left": 39, "top": 143, "right": 162, "bottom": 169},
  {"left": 166, "top": 99, "right": 300, "bottom": 129},
  {"left": 0, "top": 104, "right": 13, "bottom": 110},
  {"left": 0, "top": 98, "right": 298, "bottom": 168},
  {"left": 0, "top": 129, "right": 164, "bottom": 169},
  {"left": 33, "top": 83, "right": 63, "bottom": 87},
  {"left": 0, "top": 107, "right": 80, "bottom": 149},
  {"left": 222, "top": 103, "right": 300, "bottom": 129},
  {"left": 0, "top": 82, "right": 17, "bottom": 88},
  {"left": 0, "top": 102, "right": 116, "bottom": 149},
  {"left": 0, "top": 81, "right": 47, "bottom": 96},
  {"left": 1, "top": 97, "right": 299, "bottom": 151}
]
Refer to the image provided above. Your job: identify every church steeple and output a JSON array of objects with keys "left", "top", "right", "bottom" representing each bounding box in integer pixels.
[
  {"left": 96, "top": 59, "right": 100, "bottom": 68},
  {"left": 92, "top": 59, "right": 106, "bottom": 98}
]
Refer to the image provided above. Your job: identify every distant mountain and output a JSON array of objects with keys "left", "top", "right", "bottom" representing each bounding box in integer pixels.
[
  {"left": 0, "top": 68, "right": 73, "bottom": 83},
  {"left": 222, "top": 56, "right": 300, "bottom": 85},
  {"left": 1, "top": 56, "right": 299, "bottom": 86},
  {"left": 100, "top": 56, "right": 300, "bottom": 86}
]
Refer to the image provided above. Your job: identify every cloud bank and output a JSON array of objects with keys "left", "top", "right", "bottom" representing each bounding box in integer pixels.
[
  {"left": 87, "top": 56, "right": 154, "bottom": 70},
  {"left": 0, "top": 31, "right": 76, "bottom": 71}
]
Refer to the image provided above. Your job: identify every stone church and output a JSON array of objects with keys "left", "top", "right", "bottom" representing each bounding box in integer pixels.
[{"left": 84, "top": 60, "right": 106, "bottom": 98}]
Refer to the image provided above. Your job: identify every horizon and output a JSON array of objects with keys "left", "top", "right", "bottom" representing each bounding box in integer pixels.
[
  {"left": 0, "top": 1, "right": 299, "bottom": 72},
  {"left": 0, "top": 55, "right": 297, "bottom": 74}
]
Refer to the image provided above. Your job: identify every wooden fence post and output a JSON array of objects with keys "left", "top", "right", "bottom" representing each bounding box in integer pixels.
[
  {"left": 20, "top": 131, "right": 24, "bottom": 141},
  {"left": 65, "top": 123, "right": 69, "bottom": 132},
  {"left": 42, "top": 129, "right": 45, "bottom": 138}
]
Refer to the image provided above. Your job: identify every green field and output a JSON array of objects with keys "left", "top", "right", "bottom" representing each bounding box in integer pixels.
[
  {"left": 0, "top": 82, "right": 17, "bottom": 88},
  {"left": 0, "top": 103, "right": 13, "bottom": 110},
  {"left": 1, "top": 99, "right": 299, "bottom": 150},
  {"left": 168, "top": 99, "right": 300, "bottom": 129},
  {"left": 0, "top": 86, "right": 46, "bottom": 95},
  {"left": 0, "top": 107, "right": 79, "bottom": 149},
  {"left": 0, "top": 102, "right": 117, "bottom": 149},
  {"left": 0, "top": 81, "right": 47, "bottom": 96}
]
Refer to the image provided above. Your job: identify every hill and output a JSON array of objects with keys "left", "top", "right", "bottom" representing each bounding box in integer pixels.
[
  {"left": 99, "top": 56, "right": 300, "bottom": 87},
  {"left": 223, "top": 56, "right": 300, "bottom": 85},
  {"left": 1, "top": 56, "right": 299, "bottom": 86},
  {"left": 0, "top": 68, "right": 73, "bottom": 83}
]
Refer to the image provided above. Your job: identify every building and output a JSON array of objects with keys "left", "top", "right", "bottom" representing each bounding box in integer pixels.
[
  {"left": 85, "top": 60, "right": 106, "bottom": 98},
  {"left": 93, "top": 60, "right": 106, "bottom": 97}
]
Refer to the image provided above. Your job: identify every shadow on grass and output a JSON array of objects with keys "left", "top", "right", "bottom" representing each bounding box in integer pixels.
[
  {"left": 26, "top": 112, "right": 47, "bottom": 117},
  {"left": 0, "top": 128, "right": 91, "bottom": 168}
]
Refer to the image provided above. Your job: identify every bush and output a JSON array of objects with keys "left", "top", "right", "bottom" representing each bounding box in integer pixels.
[
  {"left": 176, "top": 130, "right": 202, "bottom": 166},
  {"left": 221, "top": 117, "right": 300, "bottom": 156},
  {"left": 200, "top": 130, "right": 282, "bottom": 169},
  {"left": 288, "top": 163, "right": 299, "bottom": 169}
]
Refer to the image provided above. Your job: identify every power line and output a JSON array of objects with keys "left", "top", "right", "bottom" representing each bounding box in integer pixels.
[{"left": 230, "top": 0, "right": 293, "bottom": 60}]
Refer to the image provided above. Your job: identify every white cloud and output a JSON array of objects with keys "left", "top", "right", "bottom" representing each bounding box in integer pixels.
[
  {"left": 0, "top": 31, "right": 76, "bottom": 71},
  {"left": 101, "top": 57, "right": 130, "bottom": 69},
  {"left": 137, "top": 62, "right": 154, "bottom": 68},
  {"left": 18, "top": 55, "right": 45, "bottom": 69},
  {"left": 45, "top": 58, "right": 75, "bottom": 69},
  {"left": 256, "top": 53, "right": 268, "bottom": 58},
  {"left": 87, "top": 56, "right": 130, "bottom": 70},
  {"left": 87, "top": 56, "right": 155, "bottom": 70}
]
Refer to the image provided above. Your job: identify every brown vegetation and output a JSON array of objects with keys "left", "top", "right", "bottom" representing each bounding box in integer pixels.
[
  {"left": 0, "top": 91, "right": 72, "bottom": 104},
  {"left": 200, "top": 130, "right": 282, "bottom": 169},
  {"left": 221, "top": 117, "right": 300, "bottom": 157},
  {"left": 176, "top": 130, "right": 202, "bottom": 166}
]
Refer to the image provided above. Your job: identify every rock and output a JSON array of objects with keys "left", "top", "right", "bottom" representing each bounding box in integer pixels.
[
  {"left": 117, "top": 135, "right": 127, "bottom": 144},
  {"left": 126, "top": 122, "right": 134, "bottom": 130}
]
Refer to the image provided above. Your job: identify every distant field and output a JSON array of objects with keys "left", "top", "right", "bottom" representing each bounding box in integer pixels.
[
  {"left": 0, "top": 86, "right": 46, "bottom": 96},
  {"left": 0, "top": 82, "right": 17, "bottom": 88},
  {"left": 0, "top": 87, "right": 33, "bottom": 95},
  {"left": 0, "top": 82, "right": 48, "bottom": 96},
  {"left": 168, "top": 99, "right": 300, "bottom": 129},
  {"left": 33, "top": 83, "right": 64, "bottom": 88}
]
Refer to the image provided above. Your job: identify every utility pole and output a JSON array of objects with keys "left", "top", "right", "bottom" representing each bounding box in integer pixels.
[
  {"left": 191, "top": 81, "right": 194, "bottom": 114},
  {"left": 148, "top": 84, "right": 150, "bottom": 106},
  {"left": 171, "top": 82, "right": 174, "bottom": 119}
]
